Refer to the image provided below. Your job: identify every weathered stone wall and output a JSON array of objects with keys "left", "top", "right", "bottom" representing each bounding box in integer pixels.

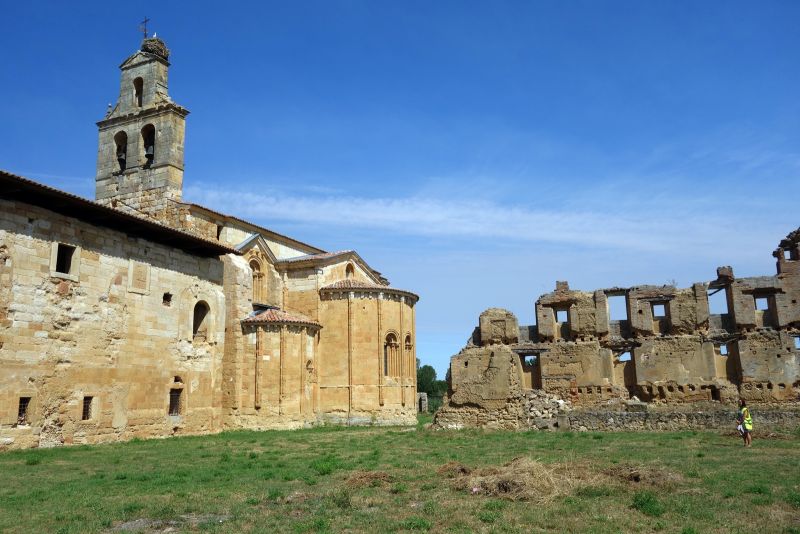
[
  {"left": 0, "top": 199, "right": 225, "bottom": 449},
  {"left": 436, "top": 227, "right": 800, "bottom": 430}
]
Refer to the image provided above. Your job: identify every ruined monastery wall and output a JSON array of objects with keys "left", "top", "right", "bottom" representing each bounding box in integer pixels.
[{"left": 436, "top": 231, "right": 800, "bottom": 431}]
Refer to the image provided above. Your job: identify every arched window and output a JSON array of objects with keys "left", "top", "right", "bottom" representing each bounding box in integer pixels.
[
  {"left": 141, "top": 124, "right": 155, "bottom": 168},
  {"left": 192, "top": 301, "right": 210, "bottom": 342},
  {"left": 114, "top": 131, "right": 128, "bottom": 172},
  {"left": 345, "top": 263, "right": 355, "bottom": 279},
  {"left": 250, "top": 259, "right": 264, "bottom": 303},
  {"left": 384, "top": 333, "right": 398, "bottom": 377},
  {"left": 133, "top": 77, "right": 143, "bottom": 107}
]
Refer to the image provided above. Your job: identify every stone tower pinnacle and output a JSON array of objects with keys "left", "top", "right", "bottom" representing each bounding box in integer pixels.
[{"left": 95, "top": 35, "right": 189, "bottom": 216}]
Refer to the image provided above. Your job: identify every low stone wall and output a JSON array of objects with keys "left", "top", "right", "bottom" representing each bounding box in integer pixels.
[{"left": 566, "top": 408, "right": 800, "bottom": 432}]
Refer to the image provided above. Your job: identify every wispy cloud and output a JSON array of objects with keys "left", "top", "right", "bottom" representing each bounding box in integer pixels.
[{"left": 185, "top": 179, "right": 788, "bottom": 259}]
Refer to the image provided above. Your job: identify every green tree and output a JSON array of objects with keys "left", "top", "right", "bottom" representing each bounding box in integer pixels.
[{"left": 416, "top": 365, "right": 438, "bottom": 396}]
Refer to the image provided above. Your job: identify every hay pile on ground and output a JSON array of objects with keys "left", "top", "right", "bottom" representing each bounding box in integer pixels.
[
  {"left": 603, "top": 462, "right": 684, "bottom": 487},
  {"left": 346, "top": 470, "right": 393, "bottom": 487},
  {"left": 449, "top": 457, "right": 595, "bottom": 503}
]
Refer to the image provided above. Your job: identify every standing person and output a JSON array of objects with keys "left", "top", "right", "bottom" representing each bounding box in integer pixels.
[{"left": 737, "top": 399, "right": 753, "bottom": 447}]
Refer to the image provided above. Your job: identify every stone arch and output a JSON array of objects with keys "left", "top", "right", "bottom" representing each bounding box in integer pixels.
[
  {"left": 384, "top": 331, "right": 400, "bottom": 377},
  {"left": 141, "top": 124, "right": 155, "bottom": 167},
  {"left": 113, "top": 131, "right": 128, "bottom": 172},
  {"left": 345, "top": 262, "right": 355, "bottom": 279},
  {"left": 178, "top": 285, "right": 224, "bottom": 343}
]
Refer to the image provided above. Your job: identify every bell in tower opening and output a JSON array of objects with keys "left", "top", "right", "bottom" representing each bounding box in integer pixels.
[{"left": 95, "top": 34, "right": 188, "bottom": 215}]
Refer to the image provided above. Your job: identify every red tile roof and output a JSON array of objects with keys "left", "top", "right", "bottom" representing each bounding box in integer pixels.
[
  {"left": 241, "top": 308, "right": 321, "bottom": 328},
  {"left": 320, "top": 279, "right": 419, "bottom": 302}
]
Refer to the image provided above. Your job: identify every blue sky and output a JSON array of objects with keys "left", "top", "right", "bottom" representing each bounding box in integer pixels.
[{"left": 2, "top": 1, "right": 799, "bottom": 377}]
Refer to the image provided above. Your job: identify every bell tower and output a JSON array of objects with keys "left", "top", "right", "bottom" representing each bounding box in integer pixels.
[{"left": 95, "top": 36, "right": 189, "bottom": 216}]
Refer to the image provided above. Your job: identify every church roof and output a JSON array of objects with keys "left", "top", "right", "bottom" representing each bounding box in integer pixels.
[
  {"left": 277, "top": 250, "right": 354, "bottom": 264},
  {"left": 0, "top": 170, "right": 239, "bottom": 258},
  {"left": 320, "top": 279, "right": 419, "bottom": 302},
  {"left": 241, "top": 308, "right": 321, "bottom": 328}
]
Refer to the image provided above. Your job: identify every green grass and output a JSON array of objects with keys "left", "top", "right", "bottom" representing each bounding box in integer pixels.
[{"left": 0, "top": 418, "right": 798, "bottom": 533}]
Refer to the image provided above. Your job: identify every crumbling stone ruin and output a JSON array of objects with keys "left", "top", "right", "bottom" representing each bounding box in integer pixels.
[
  {"left": 435, "top": 234, "right": 800, "bottom": 431},
  {"left": 0, "top": 36, "right": 418, "bottom": 450}
]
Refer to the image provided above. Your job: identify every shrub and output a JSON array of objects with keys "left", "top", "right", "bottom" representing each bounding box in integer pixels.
[{"left": 632, "top": 491, "right": 665, "bottom": 517}]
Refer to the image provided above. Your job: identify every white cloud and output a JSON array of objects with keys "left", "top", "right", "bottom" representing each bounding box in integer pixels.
[{"left": 185, "top": 180, "right": 789, "bottom": 260}]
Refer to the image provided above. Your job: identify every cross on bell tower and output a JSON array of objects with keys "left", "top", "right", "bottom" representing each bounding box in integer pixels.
[
  {"left": 139, "top": 17, "right": 150, "bottom": 39},
  {"left": 94, "top": 31, "right": 190, "bottom": 216}
]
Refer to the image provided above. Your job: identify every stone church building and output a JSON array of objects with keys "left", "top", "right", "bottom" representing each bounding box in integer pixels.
[{"left": 0, "top": 37, "right": 419, "bottom": 450}]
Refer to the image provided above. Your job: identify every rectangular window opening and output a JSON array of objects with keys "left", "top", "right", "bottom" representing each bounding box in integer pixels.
[
  {"left": 617, "top": 352, "right": 632, "bottom": 362},
  {"left": 707, "top": 289, "right": 729, "bottom": 315},
  {"left": 523, "top": 355, "right": 538, "bottom": 366},
  {"left": 652, "top": 303, "right": 666, "bottom": 318},
  {"left": 607, "top": 295, "right": 627, "bottom": 321},
  {"left": 784, "top": 249, "right": 793, "bottom": 260},
  {"left": 17, "top": 397, "right": 31, "bottom": 425},
  {"left": 555, "top": 309, "right": 568, "bottom": 323},
  {"left": 719, "top": 344, "right": 728, "bottom": 356},
  {"left": 755, "top": 297, "right": 770, "bottom": 311},
  {"left": 82, "top": 396, "right": 93, "bottom": 420},
  {"left": 55, "top": 244, "right": 76, "bottom": 274},
  {"left": 794, "top": 337, "right": 800, "bottom": 350},
  {"left": 162, "top": 292, "right": 173, "bottom": 306},
  {"left": 169, "top": 389, "right": 182, "bottom": 416}
]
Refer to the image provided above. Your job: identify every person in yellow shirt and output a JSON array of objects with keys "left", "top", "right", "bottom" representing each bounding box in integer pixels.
[{"left": 737, "top": 399, "right": 753, "bottom": 447}]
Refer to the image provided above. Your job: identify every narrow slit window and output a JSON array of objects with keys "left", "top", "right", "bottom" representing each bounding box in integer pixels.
[
  {"left": 55, "top": 244, "right": 76, "bottom": 274},
  {"left": 17, "top": 397, "right": 31, "bottom": 425},
  {"left": 82, "top": 396, "right": 93, "bottom": 420},
  {"left": 169, "top": 389, "right": 182, "bottom": 416}
]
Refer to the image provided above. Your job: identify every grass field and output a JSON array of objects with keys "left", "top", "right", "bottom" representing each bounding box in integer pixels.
[{"left": 1, "top": 415, "right": 798, "bottom": 533}]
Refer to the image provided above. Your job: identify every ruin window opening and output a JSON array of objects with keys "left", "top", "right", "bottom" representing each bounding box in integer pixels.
[
  {"left": 652, "top": 303, "right": 666, "bottom": 318},
  {"left": 114, "top": 131, "right": 128, "bottom": 172},
  {"left": 133, "top": 77, "right": 143, "bottom": 107},
  {"left": 555, "top": 309, "right": 568, "bottom": 323},
  {"left": 82, "top": 396, "right": 93, "bottom": 420},
  {"left": 192, "top": 301, "right": 210, "bottom": 341},
  {"left": 346, "top": 263, "right": 355, "bottom": 279},
  {"left": 707, "top": 288, "right": 729, "bottom": 315},
  {"left": 523, "top": 355, "right": 538, "bottom": 366},
  {"left": 754, "top": 297, "right": 770, "bottom": 311},
  {"left": 162, "top": 292, "right": 172, "bottom": 306},
  {"left": 168, "top": 389, "right": 182, "bottom": 416},
  {"left": 216, "top": 225, "right": 223, "bottom": 240},
  {"left": 794, "top": 337, "right": 800, "bottom": 350},
  {"left": 607, "top": 295, "right": 627, "bottom": 321},
  {"left": 617, "top": 352, "right": 632, "bottom": 362},
  {"left": 17, "top": 397, "right": 31, "bottom": 425},
  {"left": 174, "top": 376, "right": 183, "bottom": 384},
  {"left": 55, "top": 243, "right": 76, "bottom": 275},
  {"left": 141, "top": 124, "right": 155, "bottom": 167},
  {"left": 719, "top": 344, "right": 728, "bottom": 356}
]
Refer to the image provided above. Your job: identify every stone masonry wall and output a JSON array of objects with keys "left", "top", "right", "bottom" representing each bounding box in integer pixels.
[{"left": 0, "top": 199, "right": 225, "bottom": 450}]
